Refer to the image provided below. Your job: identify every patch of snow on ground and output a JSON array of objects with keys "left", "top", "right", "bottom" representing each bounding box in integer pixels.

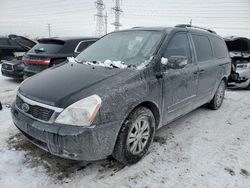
[{"left": 0, "top": 64, "right": 21, "bottom": 105}]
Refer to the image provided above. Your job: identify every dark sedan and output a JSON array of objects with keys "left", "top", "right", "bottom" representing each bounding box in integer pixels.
[
  {"left": 1, "top": 59, "right": 25, "bottom": 79},
  {"left": 1, "top": 35, "right": 36, "bottom": 79},
  {"left": 23, "top": 37, "right": 98, "bottom": 78}
]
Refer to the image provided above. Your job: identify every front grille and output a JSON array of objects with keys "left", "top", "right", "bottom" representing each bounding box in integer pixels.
[
  {"left": 2, "top": 63, "right": 13, "bottom": 71},
  {"left": 16, "top": 95, "right": 54, "bottom": 121}
]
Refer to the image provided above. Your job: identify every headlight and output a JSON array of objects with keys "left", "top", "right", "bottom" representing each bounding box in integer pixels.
[
  {"left": 237, "top": 63, "right": 250, "bottom": 69},
  {"left": 55, "top": 95, "right": 102, "bottom": 127}
]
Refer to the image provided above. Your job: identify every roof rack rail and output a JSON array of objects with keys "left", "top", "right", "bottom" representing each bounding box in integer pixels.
[
  {"left": 175, "top": 24, "right": 216, "bottom": 34},
  {"left": 131, "top": 26, "right": 144, "bottom": 29}
]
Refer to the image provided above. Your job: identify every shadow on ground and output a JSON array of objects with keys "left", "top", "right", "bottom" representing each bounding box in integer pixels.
[{"left": 7, "top": 133, "right": 125, "bottom": 183}]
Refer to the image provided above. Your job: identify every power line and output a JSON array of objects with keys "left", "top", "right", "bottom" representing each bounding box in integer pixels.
[
  {"left": 94, "top": 0, "right": 105, "bottom": 37},
  {"left": 111, "top": 0, "right": 123, "bottom": 31}
]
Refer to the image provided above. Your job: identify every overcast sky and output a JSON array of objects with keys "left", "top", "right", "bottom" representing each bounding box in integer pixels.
[{"left": 0, "top": 0, "right": 250, "bottom": 38}]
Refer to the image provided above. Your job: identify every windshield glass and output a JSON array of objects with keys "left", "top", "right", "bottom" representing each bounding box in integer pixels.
[{"left": 76, "top": 30, "right": 163, "bottom": 67}]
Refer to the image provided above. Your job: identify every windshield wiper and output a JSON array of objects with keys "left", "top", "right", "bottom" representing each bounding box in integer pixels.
[
  {"left": 77, "top": 59, "right": 97, "bottom": 64},
  {"left": 34, "top": 48, "right": 45, "bottom": 53},
  {"left": 127, "top": 64, "right": 136, "bottom": 68}
]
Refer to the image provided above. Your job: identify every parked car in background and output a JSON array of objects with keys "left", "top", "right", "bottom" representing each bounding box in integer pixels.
[
  {"left": 23, "top": 37, "right": 98, "bottom": 78},
  {"left": 225, "top": 36, "right": 250, "bottom": 90},
  {"left": 1, "top": 35, "right": 36, "bottom": 79},
  {"left": 0, "top": 34, "right": 29, "bottom": 61},
  {"left": 11, "top": 25, "right": 230, "bottom": 165}
]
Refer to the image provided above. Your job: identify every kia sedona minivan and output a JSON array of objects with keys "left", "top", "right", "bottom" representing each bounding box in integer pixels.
[{"left": 11, "top": 25, "right": 231, "bottom": 165}]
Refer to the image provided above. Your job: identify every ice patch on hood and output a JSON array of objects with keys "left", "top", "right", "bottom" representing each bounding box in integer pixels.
[
  {"left": 83, "top": 60, "right": 128, "bottom": 69},
  {"left": 67, "top": 57, "right": 78, "bottom": 63},
  {"left": 68, "top": 56, "right": 154, "bottom": 70},
  {"left": 101, "top": 60, "right": 128, "bottom": 69}
]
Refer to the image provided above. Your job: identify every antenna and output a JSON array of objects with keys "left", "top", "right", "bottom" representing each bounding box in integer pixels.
[
  {"left": 105, "top": 12, "right": 108, "bottom": 34},
  {"left": 111, "top": 0, "right": 123, "bottom": 31},
  {"left": 189, "top": 19, "right": 192, "bottom": 26},
  {"left": 95, "top": 0, "right": 105, "bottom": 37},
  {"left": 47, "top": 23, "right": 51, "bottom": 37}
]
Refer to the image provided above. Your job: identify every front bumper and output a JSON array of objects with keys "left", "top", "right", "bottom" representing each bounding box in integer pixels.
[
  {"left": 1, "top": 68, "right": 24, "bottom": 79},
  {"left": 11, "top": 103, "right": 121, "bottom": 161},
  {"left": 1, "top": 64, "right": 24, "bottom": 79},
  {"left": 228, "top": 68, "right": 250, "bottom": 88}
]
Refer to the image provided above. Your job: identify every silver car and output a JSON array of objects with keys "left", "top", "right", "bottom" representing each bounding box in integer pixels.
[{"left": 225, "top": 37, "right": 250, "bottom": 90}]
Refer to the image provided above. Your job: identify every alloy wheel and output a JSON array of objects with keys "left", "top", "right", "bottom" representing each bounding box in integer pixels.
[{"left": 127, "top": 117, "right": 150, "bottom": 155}]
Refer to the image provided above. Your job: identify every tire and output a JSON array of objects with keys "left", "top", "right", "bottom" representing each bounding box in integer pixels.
[
  {"left": 207, "top": 80, "right": 226, "bottom": 110},
  {"left": 112, "top": 107, "right": 155, "bottom": 165}
]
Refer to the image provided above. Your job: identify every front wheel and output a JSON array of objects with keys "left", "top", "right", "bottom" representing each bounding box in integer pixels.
[
  {"left": 207, "top": 80, "right": 226, "bottom": 110},
  {"left": 112, "top": 107, "right": 155, "bottom": 165}
]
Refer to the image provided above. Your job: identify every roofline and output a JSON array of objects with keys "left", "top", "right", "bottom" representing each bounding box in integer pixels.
[{"left": 38, "top": 37, "right": 99, "bottom": 42}]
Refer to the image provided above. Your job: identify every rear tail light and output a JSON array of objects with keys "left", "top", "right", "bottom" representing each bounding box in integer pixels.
[{"left": 22, "top": 56, "right": 50, "bottom": 65}]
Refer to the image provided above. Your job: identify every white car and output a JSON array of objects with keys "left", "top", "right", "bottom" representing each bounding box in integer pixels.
[{"left": 225, "top": 37, "right": 250, "bottom": 90}]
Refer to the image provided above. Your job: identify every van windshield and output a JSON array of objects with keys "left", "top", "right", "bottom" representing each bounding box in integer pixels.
[{"left": 76, "top": 30, "right": 163, "bottom": 68}]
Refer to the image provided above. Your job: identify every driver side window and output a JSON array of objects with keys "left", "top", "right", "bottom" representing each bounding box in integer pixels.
[{"left": 163, "top": 33, "right": 191, "bottom": 63}]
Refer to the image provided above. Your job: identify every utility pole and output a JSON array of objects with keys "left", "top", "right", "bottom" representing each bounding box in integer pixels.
[
  {"left": 105, "top": 12, "right": 108, "bottom": 34},
  {"left": 111, "top": 0, "right": 123, "bottom": 31},
  {"left": 47, "top": 23, "right": 51, "bottom": 37},
  {"left": 95, "top": 0, "right": 105, "bottom": 37}
]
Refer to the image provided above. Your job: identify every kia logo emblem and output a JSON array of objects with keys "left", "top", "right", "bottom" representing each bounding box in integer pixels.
[{"left": 21, "top": 103, "right": 30, "bottom": 113}]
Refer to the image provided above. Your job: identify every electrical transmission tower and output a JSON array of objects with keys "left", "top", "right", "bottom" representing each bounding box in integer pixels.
[
  {"left": 111, "top": 0, "right": 123, "bottom": 31},
  {"left": 95, "top": 0, "right": 105, "bottom": 37}
]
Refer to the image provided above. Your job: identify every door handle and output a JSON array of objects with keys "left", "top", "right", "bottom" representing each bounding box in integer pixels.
[
  {"left": 194, "top": 70, "right": 205, "bottom": 75},
  {"left": 199, "top": 69, "right": 205, "bottom": 74}
]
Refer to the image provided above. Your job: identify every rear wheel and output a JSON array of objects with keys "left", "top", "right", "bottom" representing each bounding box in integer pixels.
[
  {"left": 207, "top": 80, "right": 226, "bottom": 110},
  {"left": 112, "top": 107, "right": 155, "bottom": 165}
]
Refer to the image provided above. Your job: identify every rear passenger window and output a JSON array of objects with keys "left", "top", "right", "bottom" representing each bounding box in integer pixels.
[
  {"left": 210, "top": 37, "right": 228, "bottom": 59},
  {"left": 0, "top": 39, "right": 9, "bottom": 45},
  {"left": 76, "top": 42, "right": 88, "bottom": 53},
  {"left": 164, "top": 33, "right": 191, "bottom": 63},
  {"left": 76, "top": 41, "right": 95, "bottom": 53},
  {"left": 87, "top": 41, "right": 95, "bottom": 46},
  {"left": 192, "top": 35, "right": 213, "bottom": 62}
]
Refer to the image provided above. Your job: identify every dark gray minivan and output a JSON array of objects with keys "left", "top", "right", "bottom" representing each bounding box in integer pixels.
[{"left": 11, "top": 25, "right": 231, "bottom": 165}]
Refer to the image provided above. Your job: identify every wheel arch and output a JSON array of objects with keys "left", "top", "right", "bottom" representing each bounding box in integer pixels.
[
  {"left": 137, "top": 101, "right": 161, "bottom": 129},
  {"left": 123, "top": 101, "right": 161, "bottom": 130}
]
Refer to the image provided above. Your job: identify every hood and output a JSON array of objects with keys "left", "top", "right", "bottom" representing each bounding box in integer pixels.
[
  {"left": 8, "top": 34, "right": 36, "bottom": 50},
  {"left": 0, "top": 35, "right": 36, "bottom": 52},
  {"left": 19, "top": 63, "right": 136, "bottom": 108},
  {"left": 224, "top": 36, "right": 250, "bottom": 57}
]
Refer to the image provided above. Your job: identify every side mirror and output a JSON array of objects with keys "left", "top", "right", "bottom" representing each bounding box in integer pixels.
[{"left": 161, "top": 56, "right": 188, "bottom": 69}]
